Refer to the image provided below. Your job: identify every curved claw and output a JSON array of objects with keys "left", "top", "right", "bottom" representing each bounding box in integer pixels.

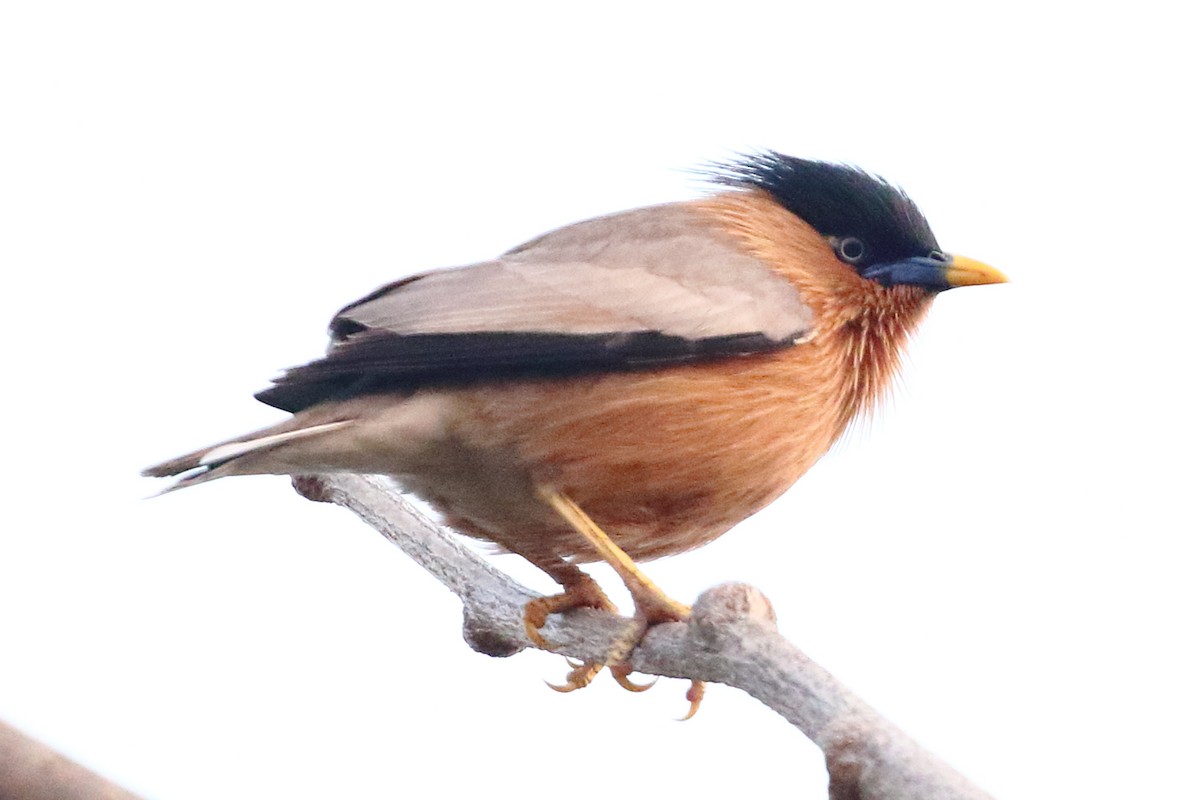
[
  {"left": 545, "top": 679, "right": 582, "bottom": 694},
  {"left": 678, "top": 680, "right": 706, "bottom": 721},
  {"left": 546, "top": 660, "right": 603, "bottom": 693},
  {"left": 609, "top": 663, "right": 657, "bottom": 693}
]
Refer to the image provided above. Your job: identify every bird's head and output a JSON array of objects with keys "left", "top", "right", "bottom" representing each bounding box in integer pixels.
[{"left": 711, "top": 152, "right": 1006, "bottom": 293}]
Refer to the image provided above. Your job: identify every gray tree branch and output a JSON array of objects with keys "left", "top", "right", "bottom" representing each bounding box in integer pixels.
[
  {"left": 0, "top": 719, "right": 145, "bottom": 800},
  {"left": 295, "top": 474, "right": 995, "bottom": 800}
]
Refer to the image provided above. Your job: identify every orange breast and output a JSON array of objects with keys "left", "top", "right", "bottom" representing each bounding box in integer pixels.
[{"left": 451, "top": 340, "right": 850, "bottom": 561}]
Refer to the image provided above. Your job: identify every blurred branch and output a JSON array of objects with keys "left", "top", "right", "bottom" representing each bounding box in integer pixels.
[
  {"left": 0, "top": 719, "right": 145, "bottom": 800},
  {"left": 296, "top": 474, "right": 994, "bottom": 800}
]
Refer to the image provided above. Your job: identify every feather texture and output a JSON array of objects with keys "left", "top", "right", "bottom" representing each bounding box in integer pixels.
[{"left": 256, "top": 204, "right": 813, "bottom": 412}]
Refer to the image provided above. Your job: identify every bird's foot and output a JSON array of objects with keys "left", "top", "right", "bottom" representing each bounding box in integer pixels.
[
  {"left": 526, "top": 588, "right": 703, "bottom": 714},
  {"left": 536, "top": 487, "right": 707, "bottom": 718},
  {"left": 545, "top": 657, "right": 657, "bottom": 694},
  {"left": 524, "top": 577, "right": 631, "bottom": 693},
  {"left": 523, "top": 575, "right": 615, "bottom": 650},
  {"left": 522, "top": 579, "right": 667, "bottom": 696},
  {"left": 611, "top": 605, "right": 706, "bottom": 720}
]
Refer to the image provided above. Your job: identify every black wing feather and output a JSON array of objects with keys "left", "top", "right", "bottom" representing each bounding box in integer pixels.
[{"left": 255, "top": 329, "right": 794, "bottom": 412}]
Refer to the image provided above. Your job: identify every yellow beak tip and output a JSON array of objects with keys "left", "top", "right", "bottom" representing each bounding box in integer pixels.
[{"left": 947, "top": 255, "right": 1008, "bottom": 287}]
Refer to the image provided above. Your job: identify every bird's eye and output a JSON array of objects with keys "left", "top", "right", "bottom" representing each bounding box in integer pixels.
[
  {"left": 836, "top": 237, "right": 868, "bottom": 265},
  {"left": 929, "top": 250, "right": 951, "bottom": 263}
]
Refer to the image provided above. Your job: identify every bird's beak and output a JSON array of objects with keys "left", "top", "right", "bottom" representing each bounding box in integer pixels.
[
  {"left": 942, "top": 255, "right": 1008, "bottom": 288},
  {"left": 861, "top": 254, "right": 1007, "bottom": 292}
]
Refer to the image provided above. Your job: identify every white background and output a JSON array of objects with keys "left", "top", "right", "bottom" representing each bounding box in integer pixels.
[{"left": 2, "top": 2, "right": 1197, "bottom": 798}]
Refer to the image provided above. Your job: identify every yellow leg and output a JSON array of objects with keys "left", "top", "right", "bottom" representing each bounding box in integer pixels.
[
  {"left": 537, "top": 487, "right": 691, "bottom": 624},
  {"left": 537, "top": 486, "right": 705, "bottom": 717}
]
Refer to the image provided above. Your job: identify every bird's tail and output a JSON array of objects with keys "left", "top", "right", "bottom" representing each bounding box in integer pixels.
[{"left": 143, "top": 419, "right": 353, "bottom": 494}]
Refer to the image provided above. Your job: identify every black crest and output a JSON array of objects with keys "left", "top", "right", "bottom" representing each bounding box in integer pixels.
[{"left": 709, "top": 152, "right": 940, "bottom": 266}]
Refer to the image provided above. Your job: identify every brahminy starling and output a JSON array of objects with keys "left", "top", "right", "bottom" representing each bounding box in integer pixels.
[{"left": 145, "top": 153, "right": 1006, "bottom": 715}]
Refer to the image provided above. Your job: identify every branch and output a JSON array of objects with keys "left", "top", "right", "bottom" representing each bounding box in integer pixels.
[
  {"left": 0, "top": 719, "right": 146, "bottom": 800},
  {"left": 295, "top": 474, "right": 995, "bottom": 800}
]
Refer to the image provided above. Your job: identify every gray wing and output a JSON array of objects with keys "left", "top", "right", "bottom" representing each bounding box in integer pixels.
[{"left": 256, "top": 203, "right": 813, "bottom": 412}]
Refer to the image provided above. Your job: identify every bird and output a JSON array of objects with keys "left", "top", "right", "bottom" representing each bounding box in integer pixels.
[{"left": 144, "top": 152, "right": 1006, "bottom": 717}]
